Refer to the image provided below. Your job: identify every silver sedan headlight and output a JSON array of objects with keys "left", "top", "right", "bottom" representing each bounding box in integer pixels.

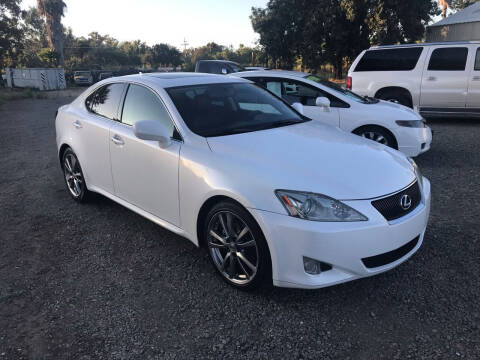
[
  {"left": 408, "top": 157, "right": 424, "bottom": 188},
  {"left": 276, "top": 190, "right": 368, "bottom": 222}
]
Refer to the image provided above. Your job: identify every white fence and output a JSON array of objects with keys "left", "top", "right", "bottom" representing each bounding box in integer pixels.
[{"left": 4, "top": 68, "right": 66, "bottom": 90}]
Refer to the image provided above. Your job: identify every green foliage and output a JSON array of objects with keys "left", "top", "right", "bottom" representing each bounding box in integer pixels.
[
  {"left": 37, "top": 47, "right": 58, "bottom": 66},
  {"left": 251, "top": 0, "right": 439, "bottom": 78},
  {"left": 0, "top": 0, "right": 23, "bottom": 69},
  {"left": 450, "top": 0, "right": 480, "bottom": 9},
  {"left": 183, "top": 42, "right": 265, "bottom": 71}
]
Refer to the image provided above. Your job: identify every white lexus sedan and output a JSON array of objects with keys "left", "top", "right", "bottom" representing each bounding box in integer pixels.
[
  {"left": 55, "top": 73, "right": 431, "bottom": 290},
  {"left": 233, "top": 71, "right": 432, "bottom": 157}
]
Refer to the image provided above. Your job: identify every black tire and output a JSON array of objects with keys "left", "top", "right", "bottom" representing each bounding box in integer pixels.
[
  {"left": 353, "top": 125, "right": 398, "bottom": 150},
  {"left": 204, "top": 201, "right": 272, "bottom": 290},
  {"left": 376, "top": 89, "right": 412, "bottom": 108},
  {"left": 62, "top": 148, "right": 90, "bottom": 202}
]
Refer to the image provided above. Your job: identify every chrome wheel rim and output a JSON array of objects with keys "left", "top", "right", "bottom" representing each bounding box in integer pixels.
[
  {"left": 64, "top": 154, "right": 83, "bottom": 197},
  {"left": 207, "top": 211, "right": 258, "bottom": 285},
  {"left": 361, "top": 131, "right": 388, "bottom": 146}
]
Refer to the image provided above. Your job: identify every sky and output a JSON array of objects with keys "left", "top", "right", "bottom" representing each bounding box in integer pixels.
[{"left": 21, "top": 0, "right": 269, "bottom": 49}]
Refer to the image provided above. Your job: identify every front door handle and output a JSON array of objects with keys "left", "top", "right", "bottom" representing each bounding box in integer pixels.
[
  {"left": 111, "top": 134, "right": 124, "bottom": 146},
  {"left": 473, "top": 76, "right": 480, "bottom": 81},
  {"left": 427, "top": 76, "right": 436, "bottom": 81},
  {"left": 73, "top": 120, "right": 82, "bottom": 129}
]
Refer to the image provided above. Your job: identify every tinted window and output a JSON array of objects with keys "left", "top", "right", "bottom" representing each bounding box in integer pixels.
[
  {"left": 167, "top": 83, "right": 307, "bottom": 137},
  {"left": 354, "top": 47, "right": 423, "bottom": 72},
  {"left": 121, "top": 84, "right": 175, "bottom": 137},
  {"left": 85, "top": 83, "right": 125, "bottom": 120},
  {"left": 252, "top": 77, "right": 349, "bottom": 108},
  {"left": 428, "top": 47, "right": 468, "bottom": 71},
  {"left": 475, "top": 48, "right": 480, "bottom": 71}
]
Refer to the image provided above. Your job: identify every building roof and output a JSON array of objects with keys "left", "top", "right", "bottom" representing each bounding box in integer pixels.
[{"left": 430, "top": 2, "right": 480, "bottom": 27}]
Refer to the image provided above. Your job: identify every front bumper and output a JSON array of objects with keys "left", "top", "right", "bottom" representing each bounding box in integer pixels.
[
  {"left": 250, "top": 178, "right": 431, "bottom": 289},
  {"left": 396, "top": 126, "right": 432, "bottom": 157}
]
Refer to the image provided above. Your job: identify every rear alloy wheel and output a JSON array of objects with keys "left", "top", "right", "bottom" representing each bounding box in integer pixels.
[
  {"left": 205, "top": 202, "right": 271, "bottom": 290},
  {"left": 62, "top": 148, "right": 89, "bottom": 202},
  {"left": 354, "top": 126, "right": 397, "bottom": 149}
]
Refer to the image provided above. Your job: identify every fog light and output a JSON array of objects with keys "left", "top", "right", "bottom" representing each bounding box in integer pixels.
[{"left": 303, "top": 257, "right": 332, "bottom": 275}]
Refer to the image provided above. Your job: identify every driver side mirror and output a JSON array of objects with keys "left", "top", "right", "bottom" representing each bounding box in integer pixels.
[
  {"left": 133, "top": 120, "right": 171, "bottom": 148},
  {"left": 315, "top": 97, "right": 331, "bottom": 112}
]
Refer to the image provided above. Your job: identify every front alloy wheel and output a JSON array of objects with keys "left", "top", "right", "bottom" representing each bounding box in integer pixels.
[
  {"left": 354, "top": 126, "right": 397, "bottom": 149},
  {"left": 205, "top": 202, "right": 271, "bottom": 289}
]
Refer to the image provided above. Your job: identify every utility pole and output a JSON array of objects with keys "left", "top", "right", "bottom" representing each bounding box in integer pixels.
[{"left": 182, "top": 38, "right": 189, "bottom": 53}]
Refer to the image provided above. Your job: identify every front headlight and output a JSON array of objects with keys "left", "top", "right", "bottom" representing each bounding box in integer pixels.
[
  {"left": 275, "top": 190, "right": 368, "bottom": 222},
  {"left": 408, "top": 157, "right": 423, "bottom": 188},
  {"left": 395, "top": 120, "right": 426, "bottom": 128}
]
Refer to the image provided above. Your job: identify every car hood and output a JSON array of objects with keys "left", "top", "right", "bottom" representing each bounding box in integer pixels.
[
  {"left": 369, "top": 99, "right": 422, "bottom": 120},
  {"left": 207, "top": 121, "right": 416, "bottom": 200}
]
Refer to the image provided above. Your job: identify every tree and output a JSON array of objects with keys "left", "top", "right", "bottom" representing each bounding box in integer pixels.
[
  {"left": 251, "top": 0, "right": 298, "bottom": 68},
  {"left": 450, "top": 0, "right": 480, "bottom": 10},
  {"left": 251, "top": 0, "right": 439, "bottom": 78},
  {"left": 150, "top": 43, "right": 182, "bottom": 68},
  {"left": 0, "top": 0, "right": 23, "bottom": 69},
  {"left": 37, "top": 0, "right": 66, "bottom": 66}
]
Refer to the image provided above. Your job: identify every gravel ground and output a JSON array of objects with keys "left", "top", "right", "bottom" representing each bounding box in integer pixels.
[{"left": 0, "top": 97, "right": 479, "bottom": 359}]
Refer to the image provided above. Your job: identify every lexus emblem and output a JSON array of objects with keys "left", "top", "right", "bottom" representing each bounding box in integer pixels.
[{"left": 400, "top": 194, "right": 412, "bottom": 210}]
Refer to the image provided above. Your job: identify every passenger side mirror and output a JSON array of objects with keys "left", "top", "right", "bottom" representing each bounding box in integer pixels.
[
  {"left": 315, "top": 97, "right": 331, "bottom": 112},
  {"left": 292, "top": 102, "right": 304, "bottom": 115},
  {"left": 133, "top": 120, "right": 171, "bottom": 148}
]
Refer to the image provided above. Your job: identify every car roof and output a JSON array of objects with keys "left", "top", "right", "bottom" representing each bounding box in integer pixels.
[
  {"left": 370, "top": 41, "right": 480, "bottom": 50},
  {"left": 197, "top": 60, "right": 240, "bottom": 65},
  {"left": 113, "top": 72, "right": 248, "bottom": 88},
  {"left": 233, "top": 70, "right": 309, "bottom": 78}
]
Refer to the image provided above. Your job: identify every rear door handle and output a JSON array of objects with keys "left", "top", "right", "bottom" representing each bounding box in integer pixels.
[
  {"left": 111, "top": 134, "right": 124, "bottom": 146},
  {"left": 73, "top": 120, "right": 82, "bottom": 129},
  {"left": 473, "top": 76, "right": 480, "bottom": 81},
  {"left": 427, "top": 76, "right": 436, "bottom": 81}
]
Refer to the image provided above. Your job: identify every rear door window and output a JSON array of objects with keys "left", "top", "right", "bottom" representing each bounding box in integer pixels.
[
  {"left": 354, "top": 47, "right": 423, "bottom": 72},
  {"left": 474, "top": 48, "right": 480, "bottom": 71},
  {"left": 428, "top": 47, "right": 468, "bottom": 71},
  {"left": 85, "top": 83, "right": 125, "bottom": 120}
]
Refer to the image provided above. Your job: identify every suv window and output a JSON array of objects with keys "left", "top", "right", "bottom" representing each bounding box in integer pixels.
[
  {"left": 121, "top": 84, "right": 175, "bottom": 137},
  {"left": 428, "top": 47, "right": 468, "bottom": 71},
  {"left": 354, "top": 47, "right": 423, "bottom": 72},
  {"left": 475, "top": 48, "right": 480, "bottom": 71},
  {"left": 85, "top": 83, "right": 125, "bottom": 120}
]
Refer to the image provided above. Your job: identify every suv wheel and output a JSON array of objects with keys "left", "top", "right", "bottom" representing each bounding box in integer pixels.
[{"left": 376, "top": 89, "right": 412, "bottom": 108}]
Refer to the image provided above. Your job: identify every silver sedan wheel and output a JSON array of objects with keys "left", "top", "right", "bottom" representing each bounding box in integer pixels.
[
  {"left": 361, "top": 131, "right": 388, "bottom": 146},
  {"left": 207, "top": 211, "right": 259, "bottom": 285},
  {"left": 64, "top": 153, "right": 83, "bottom": 197}
]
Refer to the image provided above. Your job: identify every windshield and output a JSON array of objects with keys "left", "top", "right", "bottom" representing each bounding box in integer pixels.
[
  {"left": 305, "top": 75, "right": 370, "bottom": 104},
  {"left": 167, "top": 83, "right": 308, "bottom": 137},
  {"left": 74, "top": 71, "right": 90, "bottom": 77}
]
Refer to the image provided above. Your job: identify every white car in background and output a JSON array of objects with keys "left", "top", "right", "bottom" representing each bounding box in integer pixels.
[
  {"left": 233, "top": 70, "right": 432, "bottom": 157},
  {"left": 55, "top": 73, "right": 430, "bottom": 290}
]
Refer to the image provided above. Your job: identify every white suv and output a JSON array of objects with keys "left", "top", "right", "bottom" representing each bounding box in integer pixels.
[{"left": 348, "top": 41, "right": 480, "bottom": 117}]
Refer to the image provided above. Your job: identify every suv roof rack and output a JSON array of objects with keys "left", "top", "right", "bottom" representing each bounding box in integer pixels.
[{"left": 370, "top": 41, "right": 480, "bottom": 49}]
